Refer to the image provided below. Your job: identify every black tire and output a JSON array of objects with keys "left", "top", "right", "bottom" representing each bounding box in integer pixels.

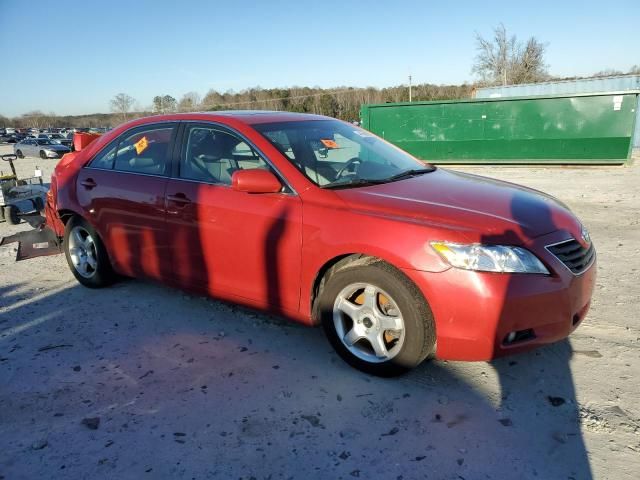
[
  {"left": 4, "top": 205, "right": 20, "bottom": 225},
  {"left": 16, "top": 149, "right": 24, "bottom": 159},
  {"left": 33, "top": 196, "right": 45, "bottom": 212},
  {"left": 319, "top": 260, "right": 436, "bottom": 377},
  {"left": 40, "top": 150, "right": 47, "bottom": 159},
  {"left": 63, "top": 216, "right": 115, "bottom": 288}
]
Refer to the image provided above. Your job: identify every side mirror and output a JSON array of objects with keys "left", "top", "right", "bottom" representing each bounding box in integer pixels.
[{"left": 231, "top": 169, "right": 282, "bottom": 194}]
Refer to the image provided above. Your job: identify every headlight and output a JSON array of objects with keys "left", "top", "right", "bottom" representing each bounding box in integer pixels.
[{"left": 431, "top": 242, "right": 549, "bottom": 274}]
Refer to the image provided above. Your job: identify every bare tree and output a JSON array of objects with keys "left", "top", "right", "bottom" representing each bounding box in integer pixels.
[
  {"left": 152, "top": 95, "right": 177, "bottom": 114},
  {"left": 473, "top": 24, "right": 548, "bottom": 86},
  {"left": 110, "top": 93, "right": 135, "bottom": 121},
  {"left": 21, "top": 110, "right": 47, "bottom": 128},
  {"left": 178, "top": 92, "right": 201, "bottom": 112}
]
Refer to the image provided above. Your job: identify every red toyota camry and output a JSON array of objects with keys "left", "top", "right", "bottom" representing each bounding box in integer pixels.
[{"left": 47, "top": 112, "right": 596, "bottom": 376}]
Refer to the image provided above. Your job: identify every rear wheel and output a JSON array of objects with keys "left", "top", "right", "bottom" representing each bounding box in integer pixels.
[
  {"left": 63, "top": 217, "right": 115, "bottom": 288},
  {"left": 319, "top": 260, "right": 436, "bottom": 377},
  {"left": 4, "top": 205, "right": 20, "bottom": 225},
  {"left": 16, "top": 149, "right": 23, "bottom": 158}
]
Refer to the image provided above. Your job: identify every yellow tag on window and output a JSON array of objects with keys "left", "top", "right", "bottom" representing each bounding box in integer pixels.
[
  {"left": 134, "top": 136, "right": 149, "bottom": 155},
  {"left": 320, "top": 139, "right": 339, "bottom": 149}
]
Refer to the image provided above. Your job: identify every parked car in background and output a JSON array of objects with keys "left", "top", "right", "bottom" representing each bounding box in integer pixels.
[
  {"left": 38, "top": 133, "right": 73, "bottom": 148},
  {"left": 46, "top": 111, "right": 596, "bottom": 376},
  {"left": 1, "top": 132, "right": 24, "bottom": 143},
  {"left": 14, "top": 137, "right": 71, "bottom": 159}
]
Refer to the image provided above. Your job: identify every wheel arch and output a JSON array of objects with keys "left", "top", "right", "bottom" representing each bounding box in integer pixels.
[
  {"left": 310, "top": 253, "right": 412, "bottom": 325},
  {"left": 57, "top": 208, "right": 82, "bottom": 226}
]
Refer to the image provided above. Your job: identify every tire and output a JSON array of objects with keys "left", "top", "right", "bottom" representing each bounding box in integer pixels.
[
  {"left": 4, "top": 205, "right": 20, "bottom": 225},
  {"left": 40, "top": 150, "right": 47, "bottom": 159},
  {"left": 16, "top": 149, "right": 23, "bottom": 159},
  {"left": 33, "top": 196, "right": 45, "bottom": 212},
  {"left": 319, "top": 260, "right": 436, "bottom": 377},
  {"left": 63, "top": 216, "right": 115, "bottom": 288}
]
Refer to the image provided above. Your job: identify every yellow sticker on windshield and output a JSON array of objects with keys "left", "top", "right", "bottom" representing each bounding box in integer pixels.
[
  {"left": 134, "top": 136, "right": 149, "bottom": 155},
  {"left": 320, "top": 139, "right": 339, "bottom": 149}
]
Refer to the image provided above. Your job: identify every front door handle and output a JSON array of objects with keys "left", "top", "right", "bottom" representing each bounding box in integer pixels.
[{"left": 80, "top": 178, "right": 97, "bottom": 189}]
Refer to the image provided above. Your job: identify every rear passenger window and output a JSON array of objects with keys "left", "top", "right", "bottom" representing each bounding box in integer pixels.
[{"left": 113, "top": 127, "right": 174, "bottom": 175}]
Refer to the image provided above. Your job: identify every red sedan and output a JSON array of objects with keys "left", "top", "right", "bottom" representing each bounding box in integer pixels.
[{"left": 47, "top": 112, "right": 596, "bottom": 376}]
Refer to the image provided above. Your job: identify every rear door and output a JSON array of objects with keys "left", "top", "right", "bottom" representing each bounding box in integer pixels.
[
  {"left": 76, "top": 123, "right": 177, "bottom": 280},
  {"left": 164, "top": 122, "right": 303, "bottom": 313}
]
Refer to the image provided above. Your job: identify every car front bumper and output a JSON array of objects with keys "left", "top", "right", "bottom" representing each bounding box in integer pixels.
[{"left": 402, "top": 231, "right": 597, "bottom": 361}]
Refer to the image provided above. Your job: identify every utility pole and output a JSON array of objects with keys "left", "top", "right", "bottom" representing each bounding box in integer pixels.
[{"left": 408, "top": 75, "right": 412, "bottom": 102}]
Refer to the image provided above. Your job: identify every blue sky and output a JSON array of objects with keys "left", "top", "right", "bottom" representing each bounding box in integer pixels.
[{"left": 1, "top": 0, "right": 638, "bottom": 116}]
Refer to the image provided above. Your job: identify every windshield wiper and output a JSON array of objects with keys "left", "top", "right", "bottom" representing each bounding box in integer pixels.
[
  {"left": 322, "top": 167, "right": 435, "bottom": 190},
  {"left": 384, "top": 167, "right": 435, "bottom": 182},
  {"left": 321, "top": 178, "right": 387, "bottom": 190}
]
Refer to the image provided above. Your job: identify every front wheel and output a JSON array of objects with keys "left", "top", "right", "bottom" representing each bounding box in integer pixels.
[
  {"left": 4, "top": 205, "right": 20, "bottom": 225},
  {"left": 319, "top": 261, "right": 436, "bottom": 377},
  {"left": 63, "top": 217, "right": 115, "bottom": 288},
  {"left": 39, "top": 150, "right": 47, "bottom": 159}
]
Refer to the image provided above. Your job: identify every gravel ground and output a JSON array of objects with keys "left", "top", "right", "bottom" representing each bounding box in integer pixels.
[{"left": 1, "top": 144, "right": 639, "bottom": 480}]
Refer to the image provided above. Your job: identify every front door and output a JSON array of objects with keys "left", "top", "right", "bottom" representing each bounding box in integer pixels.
[
  {"left": 165, "top": 123, "right": 303, "bottom": 313},
  {"left": 76, "top": 123, "right": 177, "bottom": 280}
]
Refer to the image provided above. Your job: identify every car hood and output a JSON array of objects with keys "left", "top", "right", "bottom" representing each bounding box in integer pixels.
[{"left": 334, "top": 168, "right": 583, "bottom": 244}]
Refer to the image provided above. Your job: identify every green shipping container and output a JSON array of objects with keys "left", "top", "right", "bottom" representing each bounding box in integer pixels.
[{"left": 360, "top": 92, "right": 639, "bottom": 164}]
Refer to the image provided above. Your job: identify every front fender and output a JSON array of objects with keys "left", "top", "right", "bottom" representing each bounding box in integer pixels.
[{"left": 298, "top": 201, "right": 457, "bottom": 321}]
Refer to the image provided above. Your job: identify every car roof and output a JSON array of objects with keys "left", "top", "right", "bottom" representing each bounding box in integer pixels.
[{"left": 133, "top": 110, "right": 332, "bottom": 126}]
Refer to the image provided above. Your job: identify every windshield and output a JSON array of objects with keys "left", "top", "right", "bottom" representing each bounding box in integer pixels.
[
  {"left": 50, "top": 134, "right": 64, "bottom": 138},
  {"left": 37, "top": 139, "right": 53, "bottom": 145},
  {"left": 253, "top": 119, "right": 433, "bottom": 188}
]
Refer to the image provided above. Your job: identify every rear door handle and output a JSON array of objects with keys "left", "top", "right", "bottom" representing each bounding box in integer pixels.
[
  {"left": 80, "top": 178, "right": 97, "bottom": 189},
  {"left": 167, "top": 193, "right": 191, "bottom": 205}
]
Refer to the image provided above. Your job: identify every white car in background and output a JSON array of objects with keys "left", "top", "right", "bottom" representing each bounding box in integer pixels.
[{"left": 14, "top": 137, "right": 71, "bottom": 159}]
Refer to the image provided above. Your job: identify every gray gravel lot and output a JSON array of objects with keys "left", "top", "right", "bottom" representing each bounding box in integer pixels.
[{"left": 1, "top": 144, "right": 639, "bottom": 480}]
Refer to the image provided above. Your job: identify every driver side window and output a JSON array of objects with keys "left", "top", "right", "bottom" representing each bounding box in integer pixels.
[{"left": 181, "top": 126, "right": 269, "bottom": 185}]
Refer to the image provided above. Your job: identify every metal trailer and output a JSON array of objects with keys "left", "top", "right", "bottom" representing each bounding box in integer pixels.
[{"left": 360, "top": 91, "right": 639, "bottom": 164}]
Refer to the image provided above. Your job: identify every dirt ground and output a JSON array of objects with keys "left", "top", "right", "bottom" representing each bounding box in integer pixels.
[{"left": 1, "top": 144, "right": 638, "bottom": 480}]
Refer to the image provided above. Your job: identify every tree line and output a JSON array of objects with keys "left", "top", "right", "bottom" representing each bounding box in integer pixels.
[{"left": 1, "top": 83, "right": 475, "bottom": 129}]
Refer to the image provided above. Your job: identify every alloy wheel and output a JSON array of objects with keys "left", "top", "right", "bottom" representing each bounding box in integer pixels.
[
  {"left": 68, "top": 226, "right": 98, "bottom": 278},
  {"left": 332, "top": 282, "right": 406, "bottom": 363}
]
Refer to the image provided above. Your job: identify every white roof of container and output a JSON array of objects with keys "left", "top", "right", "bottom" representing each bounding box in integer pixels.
[{"left": 474, "top": 74, "right": 640, "bottom": 98}]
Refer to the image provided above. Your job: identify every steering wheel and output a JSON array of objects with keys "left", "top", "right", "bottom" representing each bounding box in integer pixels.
[
  {"left": 335, "top": 157, "right": 362, "bottom": 179},
  {"left": 1, "top": 154, "right": 17, "bottom": 162}
]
